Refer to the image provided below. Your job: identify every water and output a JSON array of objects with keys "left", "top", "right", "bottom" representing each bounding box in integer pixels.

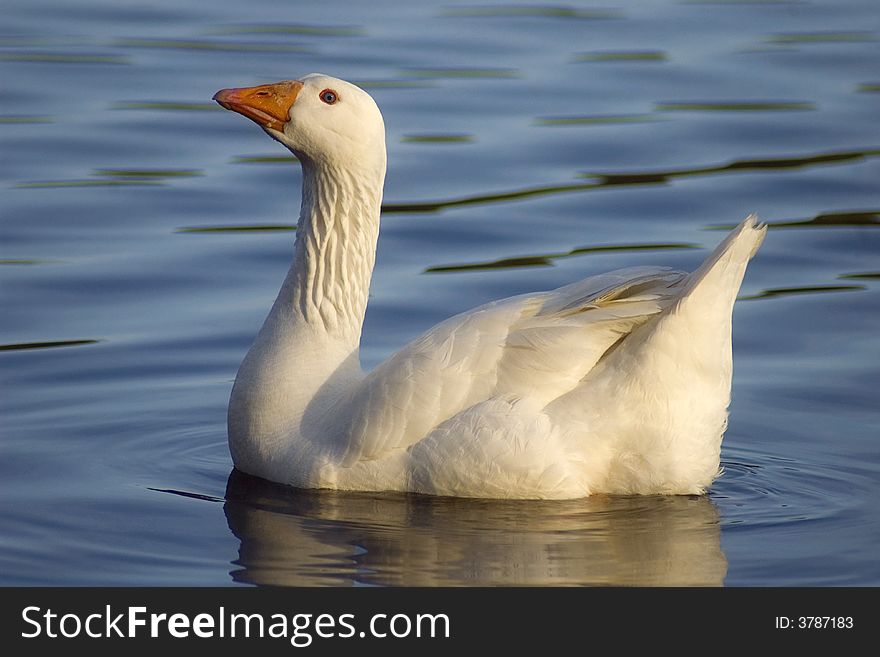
[{"left": 1, "top": 0, "right": 878, "bottom": 586}]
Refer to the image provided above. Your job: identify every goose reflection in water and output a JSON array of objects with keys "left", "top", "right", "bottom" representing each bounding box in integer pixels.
[{"left": 224, "top": 470, "right": 727, "bottom": 586}]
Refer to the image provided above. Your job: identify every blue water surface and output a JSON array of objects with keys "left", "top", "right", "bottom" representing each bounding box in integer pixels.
[{"left": 1, "top": 0, "right": 878, "bottom": 585}]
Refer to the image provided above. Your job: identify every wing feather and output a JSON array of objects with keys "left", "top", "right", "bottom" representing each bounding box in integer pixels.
[{"left": 329, "top": 266, "right": 687, "bottom": 465}]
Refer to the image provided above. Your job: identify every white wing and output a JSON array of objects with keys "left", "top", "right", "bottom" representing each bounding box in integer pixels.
[{"left": 327, "top": 266, "right": 688, "bottom": 466}]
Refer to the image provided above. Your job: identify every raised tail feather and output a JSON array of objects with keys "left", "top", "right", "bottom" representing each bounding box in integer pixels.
[
  {"left": 547, "top": 215, "right": 766, "bottom": 493},
  {"left": 678, "top": 214, "right": 766, "bottom": 309}
]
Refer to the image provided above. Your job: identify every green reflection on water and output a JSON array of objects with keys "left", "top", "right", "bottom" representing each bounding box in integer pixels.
[
  {"left": 681, "top": 0, "right": 803, "bottom": 3},
  {"left": 0, "top": 36, "right": 90, "bottom": 47},
  {"left": 176, "top": 224, "right": 296, "bottom": 233},
  {"left": 16, "top": 168, "right": 203, "bottom": 189},
  {"left": 656, "top": 101, "right": 814, "bottom": 111},
  {"left": 232, "top": 155, "right": 298, "bottom": 164},
  {"left": 582, "top": 150, "right": 880, "bottom": 186},
  {"left": 767, "top": 32, "right": 876, "bottom": 44},
  {"left": 857, "top": 83, "right": 880, "bottom": 93},
  {"left": 382, "top": 180, "right": 593, "bottom": 214},
  {"left": 0, "top": 115, "right": 53, "bottom": 124},
  {"left": 426, "top": 243, "right": 698, "bottom": 273},
  {"left": 113, "top": 38, "right": 308, "bottom": 53},
  {"left": 536, "top": 114, "right": 658, "bottom": 126},
  {"left": 429, "top": 256, "right": 552, "bottom": 271},
  {"left": 207, "top": 24, "right": 364, "bottom": 37},
  {"left": 95, "top": 169, "right": 203, "bottom": 179},
  {"left": 710, "top": 210, "right": 880, "bottom": 230},
  {"left": 0, "top": 339, "right": 100, "bottom": 352},
  {"left": 839, "top": 272, "right": 880, "bottom": 280},
  {"left": 739, "top": 285, "right": 866, "bottom": 301},
  {"left": 441, "top": 5, "right": 622, "bottom": 19},
  {"left": 766, "top": 210, "right": 880, "bottom": 229},
  {"left": 401, "top": 134, "right": 474, "bottom": 143},
  {"left": 16, "top": 179, "right": 162, "bottom": 189},
  {"left": 576, "top": 51, "right": 667, "bottom": 62},
  {"left": 0, "top": 53, "right": 128, "bottom": 64}
]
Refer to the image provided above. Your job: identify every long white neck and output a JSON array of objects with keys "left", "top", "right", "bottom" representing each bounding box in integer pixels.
[
  {"left": 289, "top": 158, "right": 384, "bottom": 344},
  {"left": 228, "top": 154, "right": 385, "bottom": 478}
]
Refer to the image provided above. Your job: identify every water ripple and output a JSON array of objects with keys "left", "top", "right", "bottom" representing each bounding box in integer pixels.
[
  {"left": 0, "top": 339, "right": 100, "bottom": 352},
  {"left": 425, "top": 243, "right": 698, "bottom": 273},
  {"left": 381, "top": 148, "right": 880, "bottom": 214},
  {"left": 441, "top": 5, "right": 623, "bottom": 19}
]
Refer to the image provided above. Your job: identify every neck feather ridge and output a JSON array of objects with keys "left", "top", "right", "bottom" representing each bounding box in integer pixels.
[{"left": 287, "top": 160, "right": 383, "bottom": 345}]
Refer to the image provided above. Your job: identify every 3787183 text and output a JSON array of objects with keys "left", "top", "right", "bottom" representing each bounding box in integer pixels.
[{"left": 775, "top": 617, "right": 853, "bottom": 629}]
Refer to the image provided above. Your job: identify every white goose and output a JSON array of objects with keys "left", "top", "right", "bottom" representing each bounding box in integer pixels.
[{"left": 214, "top": 74, "right": 765, "bottom": 500}]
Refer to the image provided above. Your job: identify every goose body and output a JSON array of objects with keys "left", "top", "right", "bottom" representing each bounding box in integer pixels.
[{"left": 215, "top": 74, "right": 765, "bottom": 500}]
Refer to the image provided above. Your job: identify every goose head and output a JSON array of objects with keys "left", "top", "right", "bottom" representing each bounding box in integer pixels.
[{"left": 213, "top": 73, "right": 386, "bottom": 173}]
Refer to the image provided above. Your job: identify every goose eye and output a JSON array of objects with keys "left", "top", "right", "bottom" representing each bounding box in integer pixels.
[{"left": 319, "top": 89, "right": 338, "bottom": 105}]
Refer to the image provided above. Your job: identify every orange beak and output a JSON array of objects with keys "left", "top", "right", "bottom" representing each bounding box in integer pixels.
[{"left": 213, "top": 80, "right": 304, "bottom": 132}]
